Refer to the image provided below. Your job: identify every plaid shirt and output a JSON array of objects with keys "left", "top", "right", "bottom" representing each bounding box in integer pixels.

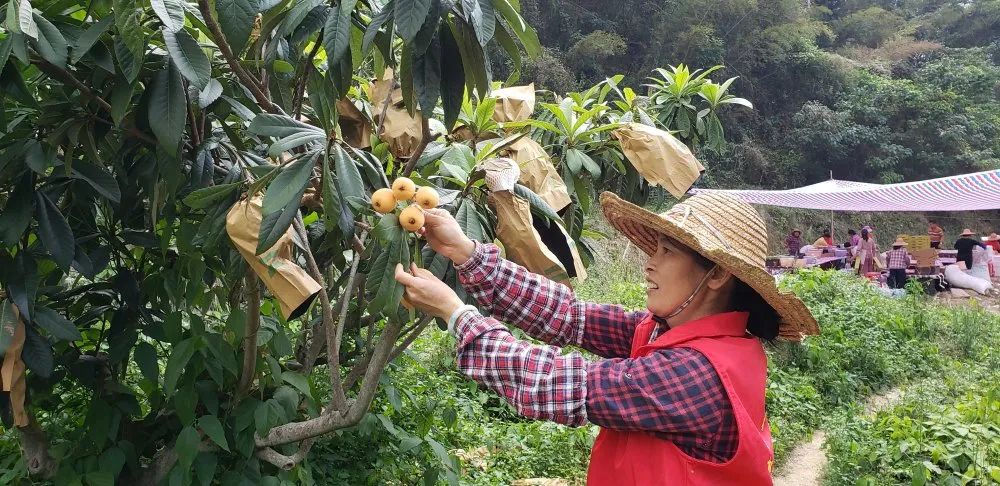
[
  {"left": 452, "top": 242, "right": 737, "bottom": 462},
  {"left": 886, "top": 248, "right": 910, "bottom": 269}
]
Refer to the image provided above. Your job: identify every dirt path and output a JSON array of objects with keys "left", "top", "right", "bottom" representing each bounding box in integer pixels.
[{"left": 772, "top": 387, "right": 904, "bottom": 485}]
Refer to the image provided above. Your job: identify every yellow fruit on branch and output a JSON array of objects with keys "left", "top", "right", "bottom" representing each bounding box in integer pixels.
[
  {"left": 399, "top": 205, "right": 425, "bottom": 232},
  {"left": 414, "top": 186, "right": 440, "bottom": 209},
  {"left": 371, "top": 188, "right": 397, "bottom": 214},
  {"left": 391, "top": 177, "right": 417, "bottom": 201}
]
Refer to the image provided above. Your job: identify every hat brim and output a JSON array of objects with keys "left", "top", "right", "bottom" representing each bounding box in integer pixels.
[{"left": 600, "top": 192, "right": 819, "bottom": 341}]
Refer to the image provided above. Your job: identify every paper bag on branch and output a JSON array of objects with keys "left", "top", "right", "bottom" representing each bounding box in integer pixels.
[
  {"left": 226, "top": 197, "right": 321, "bottom": 320},
  {"left": 371, "top": 69, "right": 423, "bottom": 159},
  {"left": 336, "top": 99, "right": 372, "bottom": 149},
  {"left": 482, "top": 158, "right": 586, "bottom": 286},
  {"left": 0, "top": 302, "right": 28, "bottom": 427},
  {"left": 491, "top": 84, "right": 535, "bottom": 123},
  {"left": 613, "top": 122, "right": 705, "bottom": 199},
  {"left": 503, "top": 137, "right": 572, "bottom": 212}
]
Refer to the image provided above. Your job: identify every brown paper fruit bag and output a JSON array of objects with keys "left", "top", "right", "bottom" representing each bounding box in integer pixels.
[
  {"left": 0, "top": 302, "right": 28, "bottom": 427},
  {"left": 613, "top": 122, "right": 705, "bottom": 199},
  {"left": 336, "top": 98, "right": 372, "bottom": 149},
  {"left": 491, "top": 84, "right": 535, "bottom": 123},
  {"left": 371, "top": 69, "right": 423, "bottom": 159},
  {"left": 226, "top": 197, "right": 321, "bottom": 320},
  {"left": 503, "top": 137, "right": 572, "bottom": 212}
]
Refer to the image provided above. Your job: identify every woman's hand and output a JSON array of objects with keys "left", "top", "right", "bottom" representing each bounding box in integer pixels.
[
  {"left": 394, "top": 263, "right": 464, "bottom": 320},
  {"left": 419, "top": 208, "right": 476, "bottom": 265}
]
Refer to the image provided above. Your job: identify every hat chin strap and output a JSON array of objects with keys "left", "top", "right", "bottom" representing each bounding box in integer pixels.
[{"left": 650, "top": 266, "right": 717, "bottom": 342}]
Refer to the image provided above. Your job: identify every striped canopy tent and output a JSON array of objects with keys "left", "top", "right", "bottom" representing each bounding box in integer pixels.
[{"left": 690, "top": 170, "right": 1000, "bottom": 211}]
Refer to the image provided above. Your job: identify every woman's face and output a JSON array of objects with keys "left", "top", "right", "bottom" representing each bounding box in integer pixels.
[{"left": 644, "top": 235, "right": 712, "bottom": 317}]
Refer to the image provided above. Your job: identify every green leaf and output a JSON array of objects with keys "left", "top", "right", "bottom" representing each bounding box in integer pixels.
[
  {"left": 114, "top": 0, "right": 145, "bottom": 58},
  {"left": 321, "top": 151, "right": 353, "bottom": 239},
  {"left": 16, "top": 0, "right": 38, "bottom": 40},
  {"left": 215, "top": 0, "right": 259, "bottom": 54},
  {"left": 194, "top": 452, "right": 217, "bottom": 486},
  {"left": 148, "top": 61, "right": 187, "bottom": 156},
  {"left": 324, "top": 0, "right": 357, "bottom": 68},
  {"left": 71, "top": 161, "right": 122, "bottom": 203},
  {"left": 366, "top": 235, "right": 410, "bottom": 316},
  {"left": 492, "top": 19, "right": 520, "bottom": 83},
  {"left": 33, "top": 14, "right": 68, "bottom": 68},
  {"left": 164, "top": 338, "right": 198, "bottom": 396},
  {"left": 198, "top": 78, "right": 223, "bottom": 108},
  {"left": 262, "top": 155, "right": 315, "bottom": 216},
  {"left": 440, "top": 143, "right": 473, "bottom": 181},
  {"left": 455, "top": 199, "right": 484, "bottom": 242},
  {"left": 33, "top": 305, "right": 81, "bottom": 341},
  {"left": 280, "top": 371, "right": 312, "bottom": 399},
  {"left": 0, "top": 179, "right": 34, "bottom": 246},
  {"left": 110, "top": 80, "right": 132, "bottom": 125},
  {"left": 439, "top": 22, "right": 464, "bottom": 130},
  {"left": 85, "top": 471, "right": 114, "bottom": 486},
  {"left": 255, "top": 188, "right": 300, "bottom": 255},
  {"left": 198, "top": 415, "right": 230, "bottom": 452},
  {"left": 361, "top": 0, "right": 393, "bottom": 57},
  {"left": 395, "top": 0, "right": 433, "bottom": 42},
  {"left": 152, "top": 0, "right": 186, "bottom": 32},
  {"left": 426, "top": 437, "right": 453, "bottom": 466},
  {"left": 72, "top": 16, "right": 114, "bottom": 63},
  {"left": 22, "top": 326, "right": 53, "bottom": 378},
  {"left": 399, "top": 436, "right": 423, "bottom": 453},
  {"left": 512, "top": 183, "right": 563, "bottom": 227},
  {"left": 491, "top": 0, "right": 539, "bottom": 57},
  {"left": 0, "top": 301, "right": 18, "bottom": 357},
  {"left": 412, "top": 34, "right": 441, "bottom": 114},
  {"left": 373, "top": 213, "right": 404, "bottom": 243},
  {"left": 249, "top": 113, "right": 324, "bottom": 138},
  {"left": 183, "top": 183, "right": 240, "bottom": 209},
  {"left": 175, "top": 425, "right": 200, "bottom": 470},
  {"left": 174, "top": 384, "right": 198, "bottom": 425},
  {"left": 35, "top": 191, "right": 75, "bottom": 271},
  {"left": 332, "top": 144, "right": 364, "bottom": 204},
  {"left": 164, "top": 28, "right": 212, "bottom": 90},
  {"left": 134, "top": 341, "right": 159, "bottom": 385}
]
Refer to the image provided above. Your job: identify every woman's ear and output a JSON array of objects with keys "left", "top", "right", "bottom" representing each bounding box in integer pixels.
[{"left": 705, "top": 267, "right": 735, "bottom": 291}]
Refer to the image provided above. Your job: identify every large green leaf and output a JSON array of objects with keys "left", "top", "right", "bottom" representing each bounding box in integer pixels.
[
  {"left": 0, "top": 179, "right": 34, "bottom": 246},
  {"left": 33, "top": 305, "right": 81, "bottom": 341},
  {"left": 163, "top": 337, "right": 197, "bottom": 396},
  {"left": 323, "top": 0, "right": 356, "bottom": 68},
  {"left": 2, "top": 252, "right": 38, "bottom": 323},
  {"left": 71, "top": 15, "right": 113, "bottom": 63},
  {"left": 249, "top": 113, "right": 324, "bottom": 138},
  {"left": 332, "top": 143, "right": 364, "bottom": 204},
  {"left": 366, "top": 232, "right": 410, "bottom": 316},
  {"left": 22, "top": 326, "right": 53, "bottom": 378},
  {"left": 198, "top": 415, "right": 230, "bottom": 452},
  {"left": 322, "top": 151, "right": 354, "bottom": 239},
  {"left": 71, "top": 161, "right": 122, "bottom": 203},
  {"left": 214, "top": 0, "right": 259, "bottom": 54},
  {"left": 175, "top": 425, "right": 200, "bottom": 470},
  {"left": 455, "top": 198, "right": 485, "bottom": 242},
  {"left": 412, "top": 34, "right": 441, "bottom": 114},
  {"left": 512, "top": 183, "right": 563, "bottom": 227},
  {"left": 152, "top": 0, "right": 186, "bottom": 32},
  {"left": 255, "top": 188, "right": 300, "bottom": 255},
  {"left": 114, "top": 0, "right": 145, "bottom": 58},
  {"left": 134, "top": 341, "right": 159, "bottom": 385},
  {"left": 491, "top": 0, "right": 539, "bottom": 57},
  {"left": 438, "top": 23, "right": 464, "bottom": 131},
  {"left": 148, "top": 61, "right": 187, "bottom": 156},
  {"left": 183, "top": 183, "right": 240, "bottom": 209},
  {"left": 361, "top": 0, "right": 393, "bottom": 57},
  {"left": 198, "top": 78, "right": 223, "bottom": 108},
  {"left": 15, "top": 0, "right": 38, "bottom": 39},
  {"left": 395, "top": 0, "right": 432, "bottom": 43},
  {"left": 262, "top": 154, "right": 315, "bottom": 215},
  {"left": 33, "top": 14, "right": 68, "bottom": 68},
  {"left": 163, "top": 28, "right": 212, "bottom": 90},
  {"left": 35, "top": 191, "right": 75, "bottom": 271}
]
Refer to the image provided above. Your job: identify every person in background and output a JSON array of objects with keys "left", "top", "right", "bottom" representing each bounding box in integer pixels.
[
  {"left": 813, "top": 230, "right": 834, "bottom": 250},
  {"left": 954, "top": 229, "right": 986, "bottom": 270},
  {"left": 886, "top": 239, "right": 911, "bottom": 289},
  {"left": 856, "top": 228, "right": 879, "bottom": 275},
  {"left": 845, "top": 229, "right": 859, "bottom": 249},
  {"left": 785, "top": 229, "right": 803, "bottom": 256},
  {"left": 985, "top": 233, "right": 1000, "bottom": 253},
  {"left": 928, "top": 221, "right": 944, "bottom": 249}
]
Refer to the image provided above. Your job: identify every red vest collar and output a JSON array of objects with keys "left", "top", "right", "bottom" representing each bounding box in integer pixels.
[{"left": 649, "top": 311, "right": 750, "bottom": 348}]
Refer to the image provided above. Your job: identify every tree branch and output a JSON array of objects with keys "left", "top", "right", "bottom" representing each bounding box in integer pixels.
[
  {"left": 236, "top": 276, "right": 262, "bottom": 398},
  {"left": 291, "top": 216, "right": 347, "bottom": 411},
  {"left": 256, "top": 437, "right": 316, "bottom": 470},
  {"left": 196, "top": 0, "right": 279, "bottom": 113},
  {"left": 387, "top": 316, "right": 433, "bottom": 364},
  {"left": 18, "top": 418, "right": 56, "bottom": 479}
]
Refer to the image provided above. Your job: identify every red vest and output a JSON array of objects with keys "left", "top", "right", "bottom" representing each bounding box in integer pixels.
[{"left": 587, "top": 312, "right": 774, "bottom": 485}]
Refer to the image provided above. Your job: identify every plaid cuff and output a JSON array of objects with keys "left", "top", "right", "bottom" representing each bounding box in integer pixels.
[
  {"left": 454, "top": 241, "right": 498, "bottom": 287},
  {"left": 454, "top": 309, "right": 500, "bottom": 348}
]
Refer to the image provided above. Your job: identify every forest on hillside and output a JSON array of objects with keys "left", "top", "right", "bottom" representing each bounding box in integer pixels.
[{"left": 512, "top": 0, "right": 1000, "bottom": 189}]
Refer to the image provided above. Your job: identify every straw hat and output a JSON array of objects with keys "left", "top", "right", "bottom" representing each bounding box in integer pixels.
[
  {"left": 960, "top": 228, "right": 976, "bottom": 237},
  {"left": 600, "top": 192, "right": 819, "bottom": 341},
  {"left": 891, "top": 238, "right": 908, "bottom": 247},
  {"left": 987, "top": 233, "right": 1000, "bottom": 242}
]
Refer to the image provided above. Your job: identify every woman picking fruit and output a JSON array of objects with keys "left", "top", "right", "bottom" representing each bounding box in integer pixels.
[{"left": 393, "top": 190, "right": 819, "bottom": 485}]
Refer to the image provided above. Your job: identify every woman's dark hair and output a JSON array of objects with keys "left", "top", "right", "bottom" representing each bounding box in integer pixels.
[
  {"left": 848, "top": 229, "right": 856, "bottom": 235},
  {"left": 861, "top": 228, "right": 870, "bottom": 241},
  {"left": 688, "top": 249, "right": 780, "bottom": 342},
  {"left": 822, "top": 229, "right": 831, "bottom": 237}
]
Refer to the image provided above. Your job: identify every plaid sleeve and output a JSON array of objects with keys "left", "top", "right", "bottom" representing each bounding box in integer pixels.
[
  {"left": 454, "top": 310, "right": 589, "bottom": 426},
  {"left": 585, "top": 347, "right": 738, "bottom": 463},
  {"left": 455, "top": 242, "right": 642, "bottom": 358}
]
